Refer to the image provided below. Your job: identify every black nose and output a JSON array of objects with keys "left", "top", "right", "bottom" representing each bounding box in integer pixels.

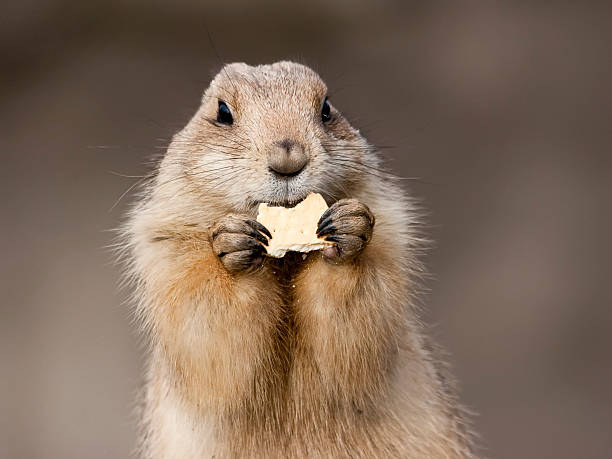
[{"left": 268, "top": 139, "right": 308, "bottom": 176}]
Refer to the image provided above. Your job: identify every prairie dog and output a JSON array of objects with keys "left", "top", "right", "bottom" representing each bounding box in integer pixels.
[{"left": 123, "top": 61, "right": 475, "bottom": 458}]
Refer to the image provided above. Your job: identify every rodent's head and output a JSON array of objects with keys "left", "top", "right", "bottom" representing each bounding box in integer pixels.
[{"left": 159, "top": 61, "right": 375, "bottom": 214}]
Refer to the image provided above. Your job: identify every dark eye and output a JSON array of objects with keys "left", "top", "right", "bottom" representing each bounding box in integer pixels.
[
  {"left": 217, "top": 100, "right": 233, "bottom": 125},
  {"left": 321, "top": 98, "right": 331, "bottom": 123}
]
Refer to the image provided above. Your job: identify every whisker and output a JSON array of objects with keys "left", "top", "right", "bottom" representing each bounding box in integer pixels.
[
  {"left": 108, "top": 170, "right": 151, "bottom": 179},
  {"left": 109, "top": 176, "right": 150, "bottom": 213},
  {"left": 327, "top": 160, "right": 392, "bottom": 181},
  {"left": 207, "top": 171, "right": 245, "bottom": 191},
  {"left": 158, "top": 168, "right": 244, "bottom": 203},
  {"left": 206, "top": 128, "right": 251, "bottom": 149},
  {"left": 169, "top": 135, "right": 250, "bottom": 155},
  {"left": 328, "top": 158, "right": 433, "bottom": 185},
  {"left": 151, "top": 159, "right": 247, "bottom": 191},
  {"left": 322, "top": 143, "right": 396, "bottom": 151},
  {"left": 329, "top": 156, "right": 396, "bottom": 176}
]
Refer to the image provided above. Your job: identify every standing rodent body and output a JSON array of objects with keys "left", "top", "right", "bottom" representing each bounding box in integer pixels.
[{"left": 124, "top": 61, "right": 475, "bottom": 458}]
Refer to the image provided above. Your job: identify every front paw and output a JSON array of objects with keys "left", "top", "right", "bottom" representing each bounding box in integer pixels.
[
  {"left": 211, "top": 215, "right": 271, "bottom": 274},
  {"left": 316, "top": 199, "right": 375, "bottom": 261}
]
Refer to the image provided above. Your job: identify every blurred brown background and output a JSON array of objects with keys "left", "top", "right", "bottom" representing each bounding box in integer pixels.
[{"left": 1, "top": 1, "right": 611, "bottom": 458}]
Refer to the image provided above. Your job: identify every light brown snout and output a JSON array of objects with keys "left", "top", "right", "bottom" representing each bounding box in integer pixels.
[{"left": 267, "top": 139, "right": 308, "bottom": 176}]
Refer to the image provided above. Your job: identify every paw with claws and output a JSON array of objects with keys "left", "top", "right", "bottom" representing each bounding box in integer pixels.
[
  {"left": 316, "top": 199, "right": 375, "bottom": 262},
  {"left": 211, "top": 215, "right": 271, "bottom": 273}
]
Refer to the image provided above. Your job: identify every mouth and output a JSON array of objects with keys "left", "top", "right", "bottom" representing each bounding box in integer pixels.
[
  {"left": 247, "top": 173, "right": 332, "bottom": 210},
  {"left": 251, "top": 194, "right": 309, "bottom": 209},
  {"left": 282, "top": 196, "right": 308, "bottom": 208}
]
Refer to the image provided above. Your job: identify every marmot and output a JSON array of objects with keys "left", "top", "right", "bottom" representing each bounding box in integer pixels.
[{"left": 122, "top": 61, "right": 476, "bottom": 458}]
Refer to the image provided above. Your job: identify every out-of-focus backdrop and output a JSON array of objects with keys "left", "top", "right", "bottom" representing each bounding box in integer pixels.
[{"left": 2, "top": 1, "right": 611, "bottom": 458}]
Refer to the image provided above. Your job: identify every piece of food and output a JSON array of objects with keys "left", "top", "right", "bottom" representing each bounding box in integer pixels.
[{"left": 256, "top": 193, "right": 334, "bottom": 258}]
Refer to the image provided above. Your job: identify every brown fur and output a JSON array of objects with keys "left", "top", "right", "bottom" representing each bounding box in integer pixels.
[{"left": 121, "top": 61, "right": 476, "bottom": 458}]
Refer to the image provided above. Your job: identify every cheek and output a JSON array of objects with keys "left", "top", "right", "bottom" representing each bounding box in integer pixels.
[
  {"left": 226, "top": 161, "right": 270, "bottom": 195},
  {"left": 197, "top": 152, "right": 227, "bottom": 170}
]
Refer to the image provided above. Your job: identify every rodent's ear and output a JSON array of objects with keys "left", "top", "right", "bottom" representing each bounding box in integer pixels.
[
  {"left": 204, "top": 62, "right": 251, "bottom": 100},
  {"left": 212, "top": 62, "right": 250, "bottom": 81},
  {"left": 223, "top": 62, "right": 250, "bottom": 72}
]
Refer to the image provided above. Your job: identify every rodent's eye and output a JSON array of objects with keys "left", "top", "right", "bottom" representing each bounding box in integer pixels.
[
  {"left": 217, "top": 100, "right": 233, "bottom": 125},
  {"left": 321, "top": 98, "right": 331, "bottom": 123}
]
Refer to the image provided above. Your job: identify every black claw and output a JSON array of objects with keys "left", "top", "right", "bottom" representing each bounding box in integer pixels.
[
  {"left": 317, "top": 223, "right": 336, "bottom": 237},
  {"left": 247, "top": 220, "right": 272, "bottom": 239},
  {"left": 318, "top": 208, "right": 333, "bottom": 226},
  {"left": 317, "top": 215, "right": 333, "bottom": 231},
  {"left": 249, "top": 230, "right": 269, "bottom": 246},
  {"left": 247, "top": 238, "right": 266, "bottom": 251},
  {"left": 325, "top": 235, "right": 341, "bottom": 243},
  {"left": 254, "top": 241, "right": 267, "bottom": 254}
]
